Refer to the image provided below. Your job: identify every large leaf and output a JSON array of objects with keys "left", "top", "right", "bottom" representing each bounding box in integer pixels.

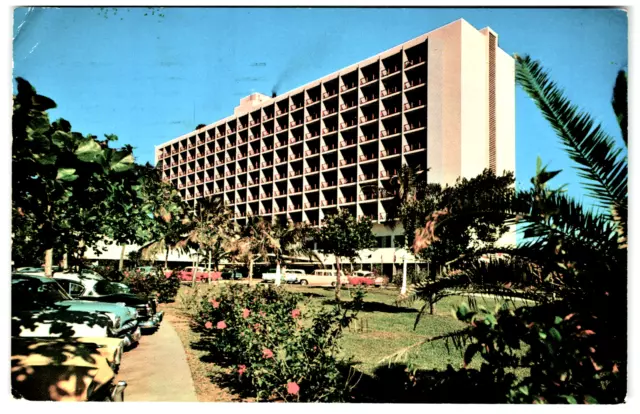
[
  {"left": 110, "top": 152, "right": 135, "bottom": 172},
  {"left": 51, "top": 130, "right": 73, "bottom": 148},
  {"left": 515, "top": 55, "right": 627, "bottom": 213},
  {"left": 56, "top": 168, "right": 78, "bottom": 182},
  {"left": 75, "top": 139, "right": 102, "bottom": 162}
]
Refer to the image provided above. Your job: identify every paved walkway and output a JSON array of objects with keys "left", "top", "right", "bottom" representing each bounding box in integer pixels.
[{"left": 117, "top": 320, "right": 198, "bottom": 402}]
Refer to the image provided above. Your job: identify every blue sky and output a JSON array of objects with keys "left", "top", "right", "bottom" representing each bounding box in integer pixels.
[{"left": 12, "top": 7, "right": 627, "bottom": 207}]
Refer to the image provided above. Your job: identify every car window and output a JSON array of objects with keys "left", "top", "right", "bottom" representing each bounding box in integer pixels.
[
  {"left": 94, "top": 281, "right": 131, "bottom": 295},
  {"left": 12, "top": 278, "right": 72, "bottom": 309}
]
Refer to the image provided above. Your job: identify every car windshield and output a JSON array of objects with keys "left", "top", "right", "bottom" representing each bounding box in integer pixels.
[
  {"left": 94, "top": 281, "right": 131, "bottom": 295},
  {"left": 12, "top": 277, "right": 72, "bottom": 310}
]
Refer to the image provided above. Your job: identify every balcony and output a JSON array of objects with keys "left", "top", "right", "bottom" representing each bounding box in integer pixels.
[
  {"left": 289, "top": 154, "right": 302, "bottom": 161},
  {"left": 340, "top": 120, "right": 357, "bottom": 130},
  {"left": 288, "top": 205, "right": 302, "bottom": 212},
  {"left": 339, "top": 140, "right": 356, "bottom": 148},
  {"left": 290, "top": 120, "right": 302, "bottom": 128},
  {"left": 380, "top": 148, "right": 399, "bottom": 157},
  {"left": 322, "top": 127, "right": 337, "bottom": 135},
  {"left": 360, "top": 114, "right": 377, "bottom": 124},
  {"left": 237, "top": 124, "right": 248, "bottom": 131},
  {"left": 404, "top": 56, "right": 425, "bottom": 69},
  {"left": 322, "top": 90, "right": 337, "bottom": 99},
  {"left": 291, "top": 103, "right": 302, "bottom": 111},
  {"left": 360, "top": 76, "right": 377, "bottom": 86},
  {"left": 380, "top": 107, "right": 400, "bottom": 118},
  {"left": 276, "top": 109, "right": 288, "bottom": 116},
  {"left": 225, "top": 171, "right": 234, "bottom": 177},
  {"left": 321, "top": 144, "right": 336, "bottom": 152},
  {"left": 263, "top": 115, "right": 273, "bottom": 122},
  {"left": 304, "top": 167, "right": 319, "bottom": 174},
  {"left": 339, "top": 158, "right": 356, "bottom": 167},
  {"left": 304, "top": 202, "right": 319, "bottom": 209},
  {"left": 381, "top": 66, "right": 400, "bottom": 77},
  {"left": 289, "top": 137, "right": 300, "bottom": 144},
  {"left": 305, "top": 149, "right": 319, "bottom": 156},
  {"left": 304, "top": 184, "right": 318, "bottom": 191},
  {"left": 340, "top": 83, "right": 356, "bottom": 92},
  {"left": 380, "top": 128, "right": 400, "bottom": 138},
  {"left": 404, "top": 100, "right": 425, "bottom": 111},
  {"left": 403, "top": 122, "right": 425, "bottom": 132},
  {"left": 404, "top": 143, "right": 425, "bottom": 152},
  {"left": 249, "top": 120, "right": 260, "bottom": 127},
  {"left": 262, "top": 145, "right": 273, "bottom": 152},
  {"left": 306, "top": 132, "right": 319, "bottom": 139},
  {"left": 339, "top": 177, "right": 355, "bottom": 185},
  {"left": 216, "top": 133, "right": 224, "bottom": 139},
  {"left": 404, "top": 78, "right": 425, "bottom": 90},
  {"left": 320, "top": 199, "right": 336, "bottom": 207},
  {"left": 261, "top": 177, "right": 273, "bottom": 183},
  {"left": 274, "top": 174, "right": 284, "bottom": 181},
  {"left": 360, "top": 95, "right": 377, "bottom": 104},
  {"left": 262, "top": 131, "right": 273, "bottom": 137},
  {"left": 289, "top": 170, "right": 302, "bottom": 178},
  {"left": 227, "top": 129, "right": 236, "bottom": 135},
  {"left": 339, "top": 196, "right": 356, "bottom": 204},
  {"left": 381, "top": 86, "right": 400, "bottom": 97},
  {"left": 187, "top": 143, "right": 194, "bottom": 149},
  {"left": 340, "top": 102, "right": 356, "bottom": 111},
  {"left": 274, "top": 190, "right": 284, "bottom": 197},
  {"left": 289, "top": 187, "right": 302, "bottom": 194},
  {"left": 306, "top": 115, "right": 319, "bottom": 122},
  {"left": 306, "top": 98, "right": 319, "bottom": 105},
  {"left": 275, "top": 125, "right": 287, "bottom": 133},
  {"left": 359, "top": 193, "right": 378, "bottom": 202},
  {"left": 250, "top": 134, "right": 261, "bottom": 142},
  {"left": 359, "top": 173, "right": 376, "bottom": 181},
  {"left": 322, "top": 108, "right": 337, "bottom": 117},
  {"left": 359, "top": 135, "right": 376, "bottom": 144},
  {"left": 274, "top": 141, "right": 284, "bottom": 149},
  {"left": 321, "top": 181, "right": 336, "bottom": 188},
  {"left": 359, "top": 154, "right": 375, "bottom": 162}
]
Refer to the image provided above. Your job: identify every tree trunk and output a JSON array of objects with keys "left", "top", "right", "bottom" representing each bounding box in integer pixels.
[
  {"left": 118, "top": 244, "right": 126, "bottom": 271},
  {"left": 334, "top": 256, "right": 342, "bottom": 302},
  {"left": 191, "top": 252, "right": 199, "bottom": 288},
  {"left": 62, "top": 253, "right": 69, "bottom": 271},
  {"left": 401, "top": 254, "right": 408, "bottom": 295},
  {"left": 248, "top": 256, "right": 254, "bottom": 286},
  {"left": 44, "top": 249, "right": 53, "bottom": 278},
  {"left": 275, "top": 261, "right": 282, "bottom": 286},
  {"left": 164, "top": 247, "right": 169, "bottom": 270},
  {"left": 428, "top": 265, "right": 439, "bottom": 315},
  {"left": 207, "top": 250, "right": 212, "bottom": 284}
]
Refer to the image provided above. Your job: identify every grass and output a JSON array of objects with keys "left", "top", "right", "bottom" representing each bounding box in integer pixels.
[{"left": 163, "top": 282, "right": 527, "bottom": 401}]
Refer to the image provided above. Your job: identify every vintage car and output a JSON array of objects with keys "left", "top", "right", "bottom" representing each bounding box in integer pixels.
[
  {"left": 12, "top": 337, "right": 127, "bottom": 401},
  {"left": 15, "top": 267, "right": 104, "bottom": 280},
  {"left": 178, "top": 266, "right": 221, "bottom": 282},
  {"left": 221, "top": 269, "right": 244, "bottom": 280},
  {"left": 54, "top": 274, "right": 164, "bottom": 331},
  {"left": 261, "top": 268, "right": 305, "bottom": 284},
  {"left": 12, "top": 275, "right": 141, "bottom": 348},
  {"left": 349, "top": 270, "right": 388, "bottom": 287},
  {"left": 294, "top": 269, "right": 350, "bottom": 287}
]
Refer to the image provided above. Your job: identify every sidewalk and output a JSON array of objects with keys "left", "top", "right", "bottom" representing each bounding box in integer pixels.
[{"left": 117, "top": 320, "right": 198, "bottom": 402}]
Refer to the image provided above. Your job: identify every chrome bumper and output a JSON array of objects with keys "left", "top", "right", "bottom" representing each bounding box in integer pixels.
[
  {"left": 138, "top": 311, "right": 164, "bottom": 329},
  {"left": 111, "top": 381, "right": 127, "bottom": 402},
  {"left": 122, "top": 327, "right": 141, "bottom": 348}
]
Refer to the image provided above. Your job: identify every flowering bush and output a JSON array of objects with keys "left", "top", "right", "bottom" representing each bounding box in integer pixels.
[
  {"left": 122, "top": 267, "right": 180, "bottom": 303},
  {"left": 194, "top": 283, "right": 365, "bottom": 401}
]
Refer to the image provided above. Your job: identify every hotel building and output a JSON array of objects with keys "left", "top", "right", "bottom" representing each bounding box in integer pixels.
[{"left": 154, "top": 19, "right": 515, "bottom": 271}]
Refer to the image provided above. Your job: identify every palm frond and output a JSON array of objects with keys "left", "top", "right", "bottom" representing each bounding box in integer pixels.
[
  {"left": 515, "top": 55, "right": 627, "bottom": 213},
  {"left": 611, "top": 70, "right": 627, "bottom": 146}
]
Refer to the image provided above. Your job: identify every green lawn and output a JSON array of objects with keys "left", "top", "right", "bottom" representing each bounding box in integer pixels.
[{"left": 283, "top": 285, "right": 514, "bottom": 375}]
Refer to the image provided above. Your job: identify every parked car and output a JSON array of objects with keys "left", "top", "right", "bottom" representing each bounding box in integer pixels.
[
  {"left": 221, "top": 269, "right": 244, "bottom": 280},
  {"left": 350, "top": 270, "right": 388, "bottom": 287},
  {"left": 12, "top": 337, "right": 127, "bottom": 401},
  {"left": 53, "top": 274, "right": 164, "bottom": 331},
  {"left": 296, "top": 269, "right": 350, "bottom": 287},
  {"left": 12, "top": 274, "right": 141, "bottom": 348},
  {"left": 15, "top": 267, "right": 104, "bottom": 280},
  {"left": 178, "top": 266, "right": 221, "bottom": 282},
  {"left": 261, "top": 268, "right": 304, "bottom": 284}
]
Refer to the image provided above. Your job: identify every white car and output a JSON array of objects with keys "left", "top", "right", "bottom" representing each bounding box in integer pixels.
[
  {"left": 261, "top": 268, "right": 305, "bottom": 284},
  {"left": 297, "top": 269, "right": 349, "bottom": 287}
]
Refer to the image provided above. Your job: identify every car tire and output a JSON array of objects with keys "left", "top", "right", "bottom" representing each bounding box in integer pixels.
[
  {"left": 330, "top": 281, "right": 336, "bottom": 287},
  {"left": 300, "top": 279, "right": 308, "bottom": 286}
]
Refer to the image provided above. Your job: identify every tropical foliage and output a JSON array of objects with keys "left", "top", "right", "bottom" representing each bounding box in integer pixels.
[
  {"left": 395, "top": 56, "right": 627, "bottom": 404},
  {"left": 314, "top": 210, "right": 376, "bottom": 300}
]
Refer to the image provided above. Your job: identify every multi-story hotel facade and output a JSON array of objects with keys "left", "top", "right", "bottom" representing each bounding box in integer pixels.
[{"left": 154, "top": 19, "right": 516, "bottom": 273}]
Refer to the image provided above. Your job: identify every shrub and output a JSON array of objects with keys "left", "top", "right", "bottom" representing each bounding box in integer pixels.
[
  {"left": 121, "top": 267, "right": 181, "bottom": 303},
  {"left": 194, "top": 284, "right": 365, "bottom": 401}
]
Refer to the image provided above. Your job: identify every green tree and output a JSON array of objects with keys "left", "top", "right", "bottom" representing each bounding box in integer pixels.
[
  {"left": 264, "top": 220, "right": 318, "bottom": 287},
  {"left": 229, "top": 216, "right": 273, "bottom": 285},
  {"left": 314, "top": 210, "right": 376, "bottom": 301},
  {"left": 12, "top": 78, "right": 134, "bottom": 276},
  {"left": 397, "top": 56, "right": 627, "bottom": 403}
]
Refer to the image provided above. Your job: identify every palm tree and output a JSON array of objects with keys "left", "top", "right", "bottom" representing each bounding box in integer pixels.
[
  {"left": 177, "top": 196, "right": 236, "bottom": 287},
  {"left": 265, "top": 219, "right": 319, "bottom": 286},
  {"left": 399, "top": 56, "right": 627, "bottom": 403},
  {"left": 229, "top": 216, "right": 272, "bottom": 285}
]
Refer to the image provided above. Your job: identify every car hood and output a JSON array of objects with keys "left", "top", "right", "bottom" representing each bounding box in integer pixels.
[
  {"left": 12, "top": 308, "right": 111, "bottom": 338},
  {"left": 55, "top": 300, "right": 137, "bottom": 322},
  {"left": 78, "top": 293, "right": 148, "bottom": 307}
]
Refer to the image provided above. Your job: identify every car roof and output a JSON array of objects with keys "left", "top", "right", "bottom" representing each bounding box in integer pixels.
[{"left": 12, "top": 274, "right": 57, "bottom": 284}]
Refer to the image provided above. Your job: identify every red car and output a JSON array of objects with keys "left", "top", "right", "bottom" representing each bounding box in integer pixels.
[{"left": 178, "top": 267, "right": 221, "bottom": 282}]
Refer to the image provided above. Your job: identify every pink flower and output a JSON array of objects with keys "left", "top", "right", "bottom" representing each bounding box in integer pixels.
[
  {"left": 287, "top": 382, "right": 300, "bottom": 395},
  {"left": 210, "top": 299, "right": 220, "bottom": 308},
  {"left": 259, "top": 311, "right": 266, "bottom": 317},
  {"left": 253, "top": 323, "right": 261, "bottom": 331},
  {"left": 291, "top": 309, "right": 301, "bottom": 319},
  {"left": 238, "top": 364, "right": 246, "bottom": 376},
  {"left": 124, "top": 271, "right": 129, "bottom": 276},
  {"left": 204, "top": 321, "right": 213, "bottom": 329},
  {"left": 242, "top": 308, "right": 250, "bottom": 319},
  {"left": 217, "top": 321, "right": 227, "bottom": 329},
  {"left": 262, "top": 348, "right": 274, "bottom": 359}
]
